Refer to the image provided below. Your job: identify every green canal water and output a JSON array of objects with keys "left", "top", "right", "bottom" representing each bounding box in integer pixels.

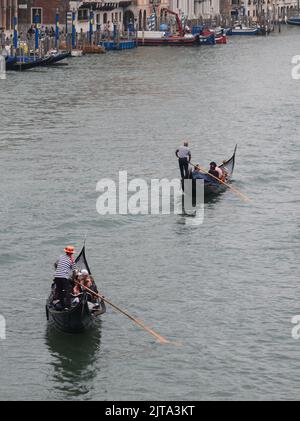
[{"left": 0, "top": 25, "right": 299, "bottom": 400}]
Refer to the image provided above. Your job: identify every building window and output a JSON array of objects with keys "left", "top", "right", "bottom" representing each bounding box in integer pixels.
[
  {"left": 103, "top": 13, "right": 107, "bottom": 24},
  {"left": 32, "top": 8, "right": 42, "bottom": 24},
  {"left": 119, "top": 12, "right": 122, "bottom": 22},
  {"left": 78, "top": 9, "right": 89, "bottom": 21},
  {"left": 115, "top": 12, "right": 118, "bottom": 22}
]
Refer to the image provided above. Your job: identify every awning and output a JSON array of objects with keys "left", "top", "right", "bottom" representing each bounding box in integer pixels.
[{"left": 79, "top": 2, "right": 134, "bottom": 11}]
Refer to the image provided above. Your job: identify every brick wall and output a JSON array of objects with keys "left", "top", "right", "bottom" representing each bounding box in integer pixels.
[{"left": 18, "top": 0, "right": 69, "bottom": 27}]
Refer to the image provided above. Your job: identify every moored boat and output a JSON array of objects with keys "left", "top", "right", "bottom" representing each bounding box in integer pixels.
[
  {"left": 46, "top": 246, "right": 106, "bottom": 333},
  {"left": 137, "top": 31, "right": 196, "bottom": 46},
  {"left": 215, "top": 34, "right": 227, "bottom": 44},
  {"left": 41, "top": 51, "right": 71, "bottom": 66},
  {"left": 201, "top": 29, "right": 227, "bottom": 44},
  {"left": 287, "top": 16, "right": 300, "bottom": 25},
  {"left": 198, "top": 33, "right": 216, "bottom": 45},
  {"left": 6, "top": 56, "right": 52, "bottom": 71},
  {"left": 227, "top": 26, "right": 259, "bottom": 36}
]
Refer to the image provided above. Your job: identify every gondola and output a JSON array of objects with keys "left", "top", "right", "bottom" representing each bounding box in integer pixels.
[
  {"left": 6, "top": 56, "right": 52, "bottom": 71},
  {"left": 41, "top": 51, "right": 71, "bottom": 66},
  {"left": 188, "top": 145, "right": 237, "bottom": 197},
  {"left": 46, "top": 246, "right": 106, "bottom": 333}
]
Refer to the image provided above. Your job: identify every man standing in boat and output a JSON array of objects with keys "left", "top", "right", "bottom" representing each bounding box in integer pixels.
[
  {"left": 175, "top": 141, "right": 191, "bottom": 180},
  {"left": 54, "top": 246, "right": 76, "bottom": 310}
]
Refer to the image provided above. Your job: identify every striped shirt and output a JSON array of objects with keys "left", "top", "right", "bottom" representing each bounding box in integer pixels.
[
  {"left": 55, "top": 254, "right": 76, "bottom": 279},
  {"left": 176, "top": 146, "right": 191, "bottom": 159}
]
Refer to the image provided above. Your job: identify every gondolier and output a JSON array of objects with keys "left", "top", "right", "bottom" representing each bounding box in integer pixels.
[
  {"left": 47, "top": 246, "right": 106, "bottom": 333},
  {"left": 176, "top": 141, "right": 191, "bottom": 179},
  {"left": 53, "top": 246, "right": 76, "bottom": 310}
]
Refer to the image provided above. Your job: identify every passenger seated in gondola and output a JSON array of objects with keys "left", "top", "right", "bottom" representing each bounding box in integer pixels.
[
  {"left": 80, "top": 271, "right": 101, "bottom": 307},
  {"left": 192, "top": 164, "right": 202, "bottom": 178},
  {"left": 70, "top": 271, "right": 82, "bottom": 305},
  {"left": 209, "top": 162, "right": 223, "bottom": 179}
]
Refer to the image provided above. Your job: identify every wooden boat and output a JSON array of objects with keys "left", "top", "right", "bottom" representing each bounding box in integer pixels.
[
  {"left": 46, "top": 246, "right": 106, "bottom": 333},
  {"left": 190, "top": 145, "right": 237, "bottom": 196}
]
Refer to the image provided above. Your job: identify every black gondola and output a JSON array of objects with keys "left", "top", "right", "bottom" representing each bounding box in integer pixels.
[
  {"left": 41, "top": 52, "right": 71, "bottom": 66},
  {"left": 6, "top": 56, "right": 52, "bottom": 71},
  {"left": 189, "top": 145, "right": 237, "bottom": 197},
  {"left": 46, "top": 246, "right": 106, "bottom": 333}
]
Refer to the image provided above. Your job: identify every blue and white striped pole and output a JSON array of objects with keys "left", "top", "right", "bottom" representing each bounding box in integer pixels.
[
  {"left": 72, "top": 11, "right": 76, "bottom": 49},
  {"left": 55, "top": 10, "right": 59, "bottom": 49},
  {"left": 89, "top": 10, "right": 94, "bottom": 45},
  {"left": 34, "top": 13, "right": 40, "bottom": 51},
  {"left": 13, "top": 15, "right": 18, "bottom": 50}
]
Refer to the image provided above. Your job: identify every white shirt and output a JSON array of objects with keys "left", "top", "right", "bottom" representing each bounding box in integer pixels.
[{"left": 177, "top": 146, "right": 191, "bottom": 159}]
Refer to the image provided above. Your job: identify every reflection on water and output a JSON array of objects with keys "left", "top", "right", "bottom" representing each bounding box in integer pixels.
[{"left": 45, "top": 324, "right": 102, "bottom": 399}]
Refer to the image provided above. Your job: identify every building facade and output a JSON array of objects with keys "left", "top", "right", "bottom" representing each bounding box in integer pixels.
[
  {"left": 221, "top": 0, "right": 299, "bottom": 20},
  {"left": 16, "top": 0, "right": 69, "bottom": 30},
  {"left": 2, "top": 0, "right": 300, "bottom": 34},
  {"left": 246, "top": 0, "right": 299, "bottom": 20},
  {"left": 69, "top": 1, "right": 170, "bottom": 33}
]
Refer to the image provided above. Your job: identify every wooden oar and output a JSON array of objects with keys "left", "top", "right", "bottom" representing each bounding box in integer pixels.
[
  {"left": 190, "top": 162, "right": 251, "bottom": 203},
  {"left": 75, "top": 281, "right": 173, "bottom": 345}
]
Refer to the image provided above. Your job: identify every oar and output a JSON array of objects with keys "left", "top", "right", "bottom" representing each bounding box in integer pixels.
[
  {"left": 190, "top": 162, "right": 251, "bottom": 203},
  {"left": 75, "top": 281, "right": 174, "bottom": 345}
]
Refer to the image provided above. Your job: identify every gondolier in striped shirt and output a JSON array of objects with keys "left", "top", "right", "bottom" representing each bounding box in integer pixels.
[
  {"left": 176, "top": 141, "right": 191, "bottom": 180},
  {"left": 54, "top": 246, "right": 76, "bottom": 309}
]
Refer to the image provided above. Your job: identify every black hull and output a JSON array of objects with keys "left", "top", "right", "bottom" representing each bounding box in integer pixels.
[
  {"left": 41, "top": 52, "right": 70, "bottom": 66},
  {"left": 184, "top": 145, "right": 237, "bottom": 199},
  {"left": 46, "top": 246, "right": 105, "bottom": 333},
  {"left": 46, "top": 295, "right": 98, "bottom": 333},
  {"left": 6, "top": 56, "right": 52, "bottom": 71}
]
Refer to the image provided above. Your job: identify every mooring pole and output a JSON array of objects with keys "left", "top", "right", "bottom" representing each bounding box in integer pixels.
[{"left": 55, "top": 9, "right": 59, "bottom": 49}]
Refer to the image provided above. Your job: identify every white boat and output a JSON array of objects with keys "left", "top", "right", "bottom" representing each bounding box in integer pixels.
[
  {"left": 71, "top": 49, "right": 83, "bottom": 57},
  {"left": 227, "top": 26, "right": 259, "bottom": 36}
]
